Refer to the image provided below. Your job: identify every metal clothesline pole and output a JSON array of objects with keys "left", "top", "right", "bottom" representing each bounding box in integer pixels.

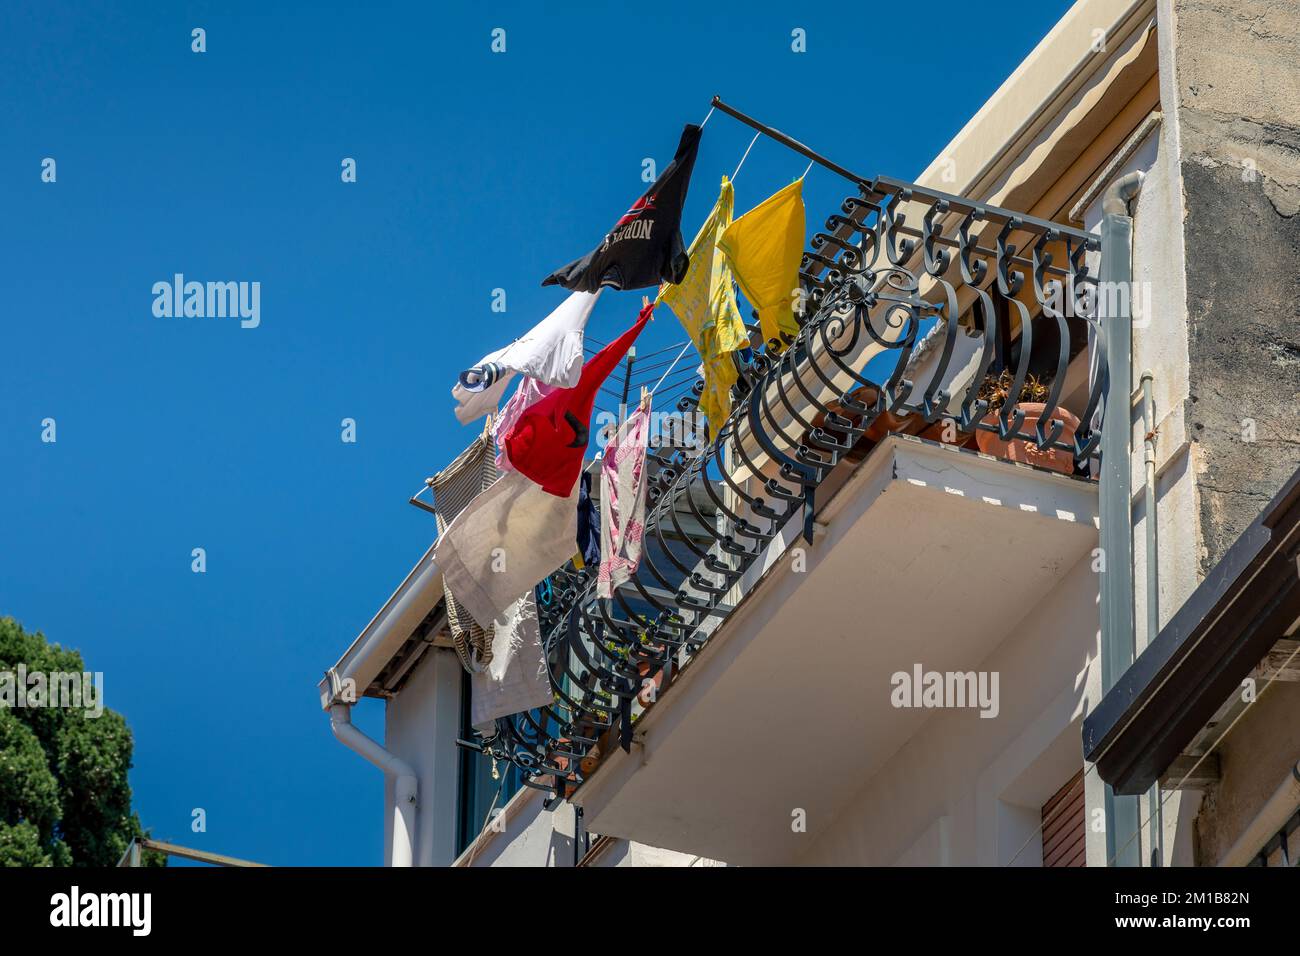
[
  {"left": 709, "top": 96, "right": 871, "bottom": 187},
  {"left": 619, "top": 347, "right": 635, "bottom": 411}
]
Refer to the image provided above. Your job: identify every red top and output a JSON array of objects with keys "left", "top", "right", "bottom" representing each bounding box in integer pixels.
[{"left": 504, "top": 303, "right": 654, "bottom": 497}]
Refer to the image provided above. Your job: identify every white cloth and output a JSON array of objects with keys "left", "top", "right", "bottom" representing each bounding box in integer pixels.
[
  {"left": 453, "top": 290, "right": 602, "bottom": 424},
  {"left": 470, "top": 592, "right": 553, "bottom": 733},
  {"left": 433, "top": 470, "right": 579, "bottom": 628}
]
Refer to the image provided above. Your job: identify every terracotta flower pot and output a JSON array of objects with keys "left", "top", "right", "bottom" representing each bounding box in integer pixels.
[
  {"left": 976, "top": 403, "right": 1080, "bottom": 474},
  {"left": 635, "top": 659, "right": 664, "bottom": 707},
  {"left": 552, "top": 737, "right": 570, "bottom": 774},
  {"left": 918, "top": 418, "right": 974, "bottom": 447},
  {"left": 864, "top": 407, "right": 913, "bottom": 443}
]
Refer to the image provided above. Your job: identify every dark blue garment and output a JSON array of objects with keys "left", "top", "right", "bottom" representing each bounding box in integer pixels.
[{"left": 576, "top": 471, "right": 601, "bottom": 566}]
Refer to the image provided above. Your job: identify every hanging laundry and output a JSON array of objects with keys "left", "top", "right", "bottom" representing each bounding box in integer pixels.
[
  {"left": 575, "top": 471, "right": 601, "bottom": 567},
  {"left": 542, "top": 125, "right": 702, "bottom": 293},
  {"left": 717, "top": 177, "right": 806, "bottom": 350},
  {"left": 492, "top": 376, "right": 556, "bottom": 473},
  {"left": 434, "top": 470, "right": 580, "bottom": 629},
  {"left": 430, "top": 433, "right": 501, "bottom": 672},
  {"left": 503, "top": 302, "right": 653, "bottom": 497},
  {"left": 470, "top": 591, "right": 554, "bottom": 733},
  {"left": 597, "top": 402, "right": 651, "bottom": 599},
  {"left": 453, "top": 290, "right": 602, "bottom": 425},
  {"left": 658, "top": 176, "right": 750, "bottom": 428}
]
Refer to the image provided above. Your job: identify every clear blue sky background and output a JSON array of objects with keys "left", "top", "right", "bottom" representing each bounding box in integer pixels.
[{"left": 0, "top": 0, "right": 1074, "bottom": 865}]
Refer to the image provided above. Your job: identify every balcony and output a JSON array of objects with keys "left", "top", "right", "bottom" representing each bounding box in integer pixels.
[
  {"left": 575, "top": 435, "right": 1098, "bottom": 864},
  {"left": 462, "top": 173, "right": 1107, "bottom": 863}
]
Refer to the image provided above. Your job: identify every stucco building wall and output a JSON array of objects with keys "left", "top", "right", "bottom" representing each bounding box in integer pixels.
[{"left": 795, "top": 554, "right": 1100, "bottom": 866}]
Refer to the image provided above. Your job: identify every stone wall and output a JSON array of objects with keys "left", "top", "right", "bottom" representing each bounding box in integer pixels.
[{"left": 1173, "top": 0, "right": 1300, "bottom": 571}]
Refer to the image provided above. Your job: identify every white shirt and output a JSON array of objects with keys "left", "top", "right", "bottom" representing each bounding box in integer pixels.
[{"left": 452, "top": 289, "right": 602, "bottom": 424}]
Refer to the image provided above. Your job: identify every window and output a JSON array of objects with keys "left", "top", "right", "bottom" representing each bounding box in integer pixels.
[{"left": 455, "top": 669, "right": 523, "bottom": 856}]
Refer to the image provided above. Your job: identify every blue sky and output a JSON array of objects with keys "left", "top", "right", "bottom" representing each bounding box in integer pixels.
[{"left": 0, "top": 0, "right": 1074, "bottom": 865}]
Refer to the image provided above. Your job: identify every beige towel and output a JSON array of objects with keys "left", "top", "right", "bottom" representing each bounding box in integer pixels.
[{"left": 434, "top": 470, "right": 579, "bottom": 629}]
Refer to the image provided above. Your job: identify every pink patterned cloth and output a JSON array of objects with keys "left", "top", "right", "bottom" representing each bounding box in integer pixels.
[
  {"left": 597, "top": 404, "right": 651, "bottom": 599},
  {"left": 492, "top": 377, "right": 556, "bottom": 473}
]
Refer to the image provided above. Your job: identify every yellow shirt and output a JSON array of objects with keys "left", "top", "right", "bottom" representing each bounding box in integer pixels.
[
  {"left": 717, "top": 178, "right": 805, "bottom": 350},
  {"left": 659, "top": 177, "right": 749, "bottom": 429}
]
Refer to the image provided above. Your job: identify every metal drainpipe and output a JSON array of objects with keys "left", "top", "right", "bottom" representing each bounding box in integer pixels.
[
  {"left": 1140, "top": 372, "right": 1159, "bottom": 644},
  {"left": 573, "top": 805, "right": 585, "bottom": 867},
  {"left": 1098, "top": 170, "right": 1144, "bottom": 867},
  {"left": 1140, "top": 370, "right": 1163, "bottom": 865},
  {"left": 330, "top": 702, "right": 419, "bottom": 867}
]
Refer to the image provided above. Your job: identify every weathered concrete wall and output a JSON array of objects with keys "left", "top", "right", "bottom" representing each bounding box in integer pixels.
[{"left": 1171, "top": 0, "right": 1300, "bottom": 571}]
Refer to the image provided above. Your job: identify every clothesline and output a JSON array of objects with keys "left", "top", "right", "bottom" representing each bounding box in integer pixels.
[
  {"left": 648, "top": 353, "right": 696, "bottom": 397},
  {"left": 633, "top": 339, "right": 693, "bottom": 362},
  {"left": 647, "top": 382, "right": 696, "bottom": 411},
  {"left": 731, "top": 131, "right": 761, "bottom": 182},
  {"left": 593, "top": 365, "right": 697, "bottom": 416},
  {"left": 594, "top": 365, "right": 696, "bottom": 412},
  {"left": 625, "top": 358, "right": 684, "bottom": 380},
  {"left": 589, "top": 337, "right": 695, "bottom": 397},
  {"left": 654, "top": 367, "right": 699, "bottom": 391},
  {"left": 626, "top": 358, "right": 692, "bottom": 384}
]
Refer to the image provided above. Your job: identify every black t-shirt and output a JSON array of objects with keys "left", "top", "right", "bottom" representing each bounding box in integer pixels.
[{"left": 543, "top": 124, "right": 702, "bottom": 293}]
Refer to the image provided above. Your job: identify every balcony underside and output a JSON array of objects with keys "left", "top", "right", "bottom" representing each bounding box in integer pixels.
[{"left": 573, "top": 436, "right": 1099, "bottom": 865}]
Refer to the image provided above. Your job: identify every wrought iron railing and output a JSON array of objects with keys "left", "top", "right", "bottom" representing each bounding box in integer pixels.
[{"left": 460, "top": 175, "right": 1104, "bottom": 801}]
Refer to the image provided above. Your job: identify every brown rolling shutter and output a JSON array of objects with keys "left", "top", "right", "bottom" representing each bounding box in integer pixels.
[{"left": 1042, "top": 769, "right": 1086, "bottom": 867}]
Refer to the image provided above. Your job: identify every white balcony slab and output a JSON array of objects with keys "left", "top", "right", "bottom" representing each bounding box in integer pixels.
[{"left": 573, "top": 436, "right": 1099, "bottom": 865}]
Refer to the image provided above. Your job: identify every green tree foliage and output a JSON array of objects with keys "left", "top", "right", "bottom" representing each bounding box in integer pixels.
[{"left": 0, "top": 616, "right": 161, "bottom": 867}]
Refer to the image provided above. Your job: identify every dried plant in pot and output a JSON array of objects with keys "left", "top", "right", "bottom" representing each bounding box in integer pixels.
[{"left": 975, "top": 370, "right": 1080, "bottom": 474}]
